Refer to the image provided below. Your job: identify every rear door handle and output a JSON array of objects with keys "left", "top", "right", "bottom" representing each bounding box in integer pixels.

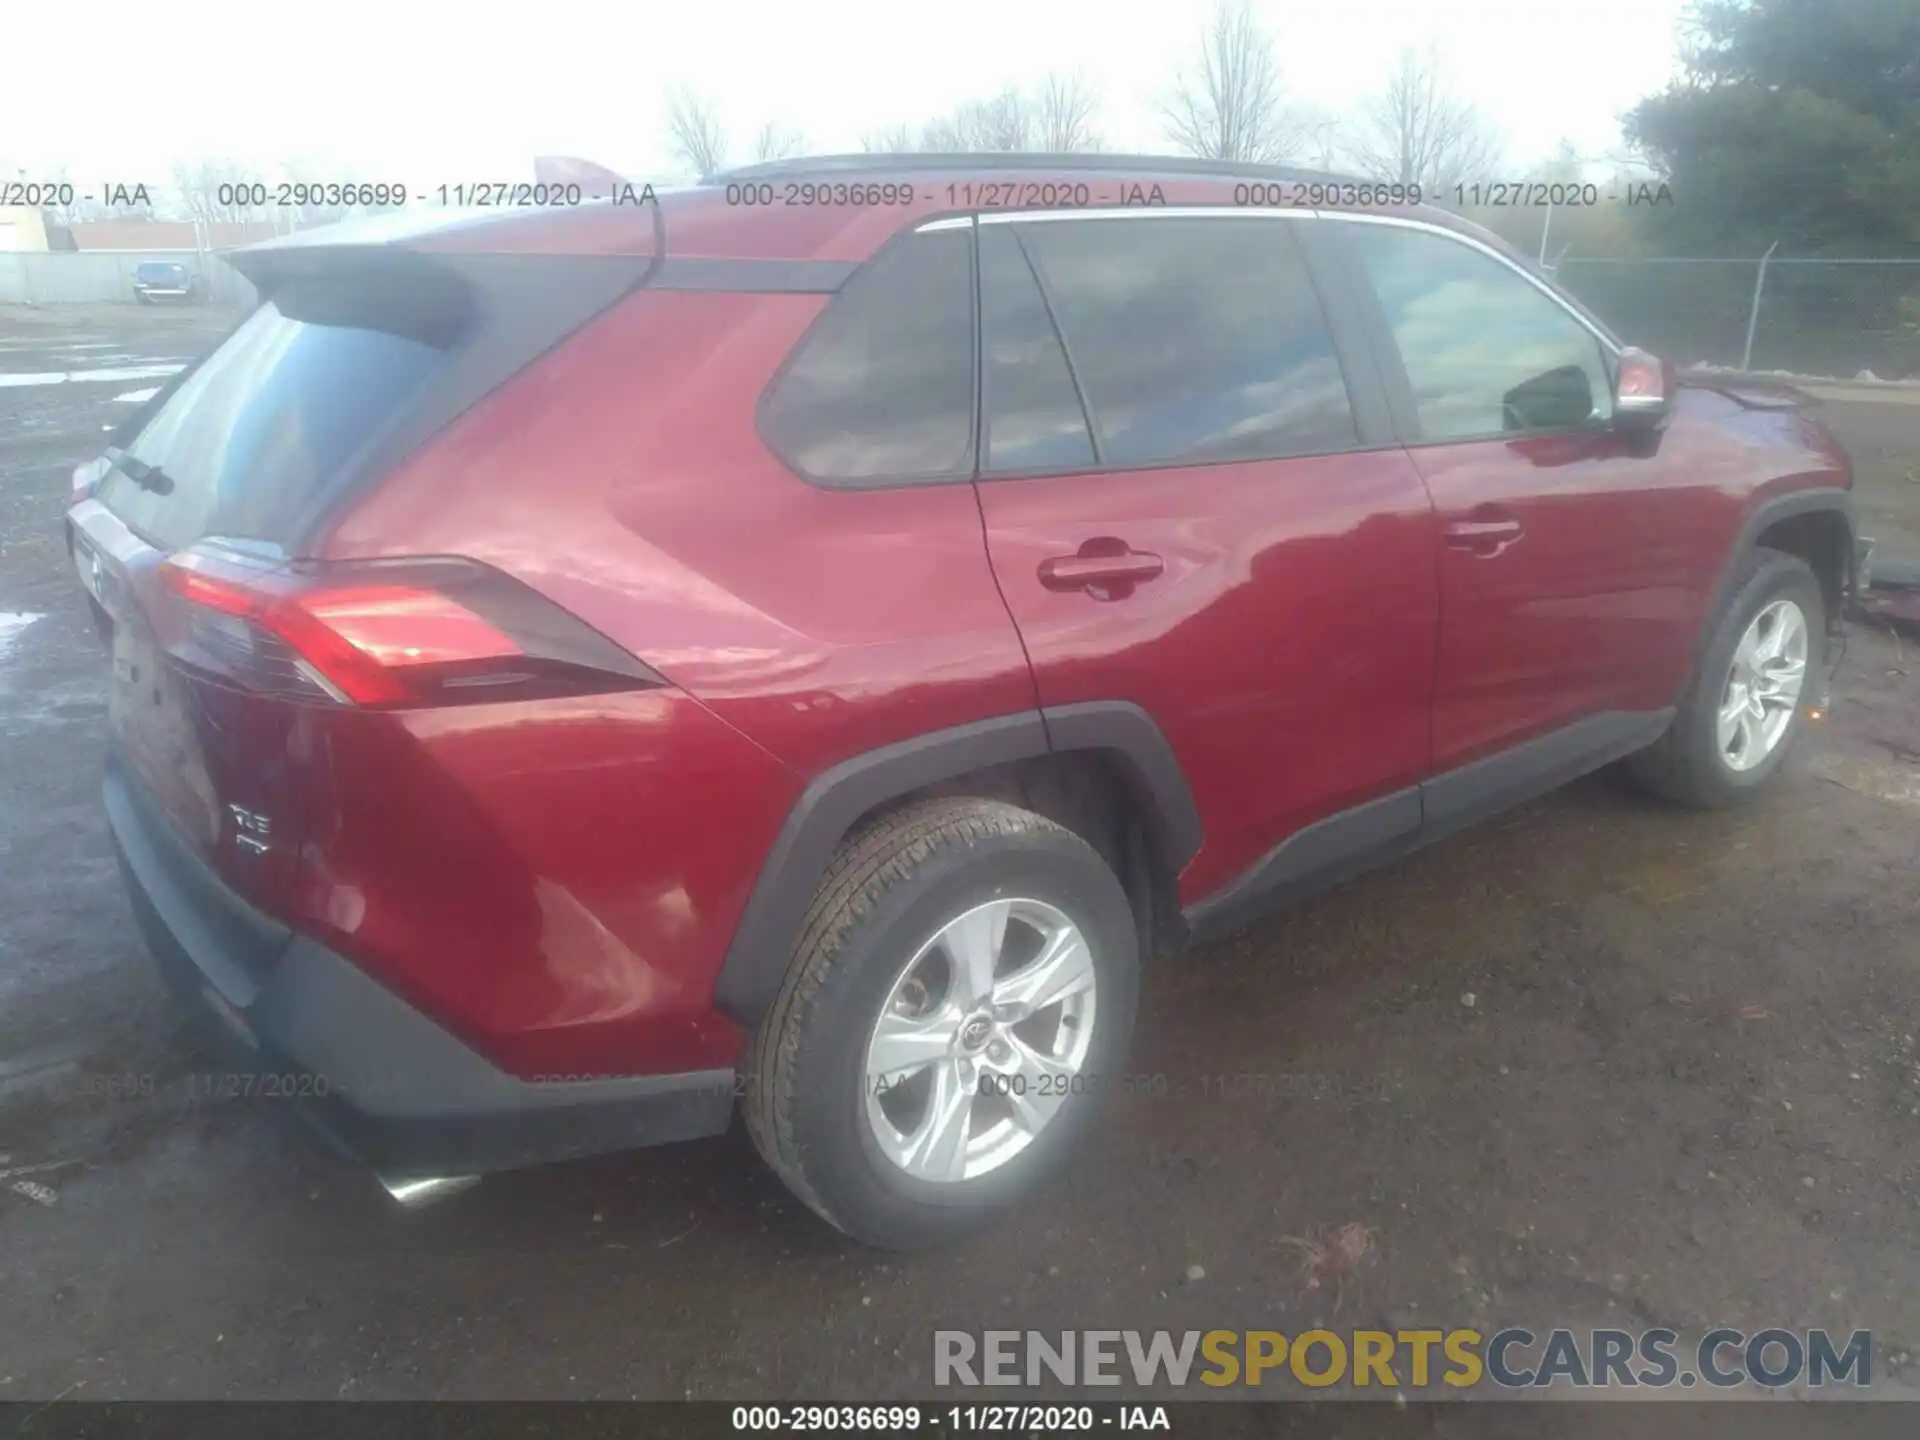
[
  {"left": 1444, "top": 517, "right": 1524, "bottom": 556},
  {"left": 1038, "top": 542, "right": 1165, "bottom": 598}
]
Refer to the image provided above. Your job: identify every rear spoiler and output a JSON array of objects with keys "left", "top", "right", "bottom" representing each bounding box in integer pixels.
[
  {"left": 533, "top": 156, "right": 632, "bottom": 191},
  {"left": 229, "top": 155, "right": 656, "bottom": 277}
]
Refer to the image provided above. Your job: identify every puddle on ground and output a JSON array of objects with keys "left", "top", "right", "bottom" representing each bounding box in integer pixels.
[
  {"left": 0, "top": 339, "right": 119, "bottom": 353},
  {"left": 0, "top": 340, "right": 121, "bottom": 351},
  {"left": 1811, "top": 751, "right": 1920, "bottom": 808},
  {"left": 0, "top": 613, "right": 46, "bottom": 662},
  {"left": 0, "top": 364, "right": 186, "bottom": 389}
]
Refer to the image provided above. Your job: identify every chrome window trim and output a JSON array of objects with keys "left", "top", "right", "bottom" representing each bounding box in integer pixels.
[{"left": 921, "top": 205, "right": 1619, "bottom": 358}]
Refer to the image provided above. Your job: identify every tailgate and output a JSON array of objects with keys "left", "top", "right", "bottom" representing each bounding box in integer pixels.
[
  {"left": 70, "top": 502, "right": 249, "bottom": 878},
  {"left": 69, "top": 233, "right": 660, "bottom": 901},
  {"left": 67, "top": 276, "right": 466, "bottom": 897}
]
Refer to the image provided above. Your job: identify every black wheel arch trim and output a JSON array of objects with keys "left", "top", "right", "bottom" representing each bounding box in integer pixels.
[
  {"left": 1037, "top": 700, "right": 1204, "bottom": 869},
  {"left": 1703, "top": 488, "right": 1855, "bottom": 663},
  {"left": 712, "top": 703, "right": 1200, "bottom": 1023}
]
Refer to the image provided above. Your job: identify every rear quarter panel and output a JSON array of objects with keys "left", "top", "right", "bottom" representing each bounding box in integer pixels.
[
  {"left": 316, "top": 287, "right": 1035, "bottom": 1074},
  {"left": 279, "top": 691, "right": 797, "bottom": 1077},
  {"left": 320, "top": 288, "right": 1037, "bottom": 771}
]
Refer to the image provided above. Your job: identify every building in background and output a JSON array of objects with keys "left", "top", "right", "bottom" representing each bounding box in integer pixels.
[
  {"left": 0, "top": 212, "right": 269, "bottom": 306},
  {"left": 67, "top": 220, "right": 279, "bottom": 251},
  {"left": 0, "top": 207, "right": 51, "bottom": 251}
]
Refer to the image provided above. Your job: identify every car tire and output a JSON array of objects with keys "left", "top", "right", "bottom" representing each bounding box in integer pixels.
[
  {"left": 743, "top": 796, "right": 1139, "bottom": 1250},
  {"left": 135, "top": 292, "right": 153, "bottom": 305},
  {"left": 1627, "top": 546, "right": 1825, "bottom": 808}
]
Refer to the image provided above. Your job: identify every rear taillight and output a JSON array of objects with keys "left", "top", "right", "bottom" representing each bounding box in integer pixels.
[
  {"left": 156, "top": 544, "right": 662, "bottom": 707},
  {"left": 71, "top": 456, "right": 111, "bottom": 506}
]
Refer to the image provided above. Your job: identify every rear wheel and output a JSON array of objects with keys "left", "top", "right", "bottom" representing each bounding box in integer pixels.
[
  {"left": 743, "top": 797, "right": 1138, "bottom": 1250},
  {"left": 1628, "top": 547, "right": 1824, "bottom": 807}
]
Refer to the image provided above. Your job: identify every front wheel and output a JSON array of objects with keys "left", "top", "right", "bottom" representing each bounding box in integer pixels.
[
  {"left": 743, "top": 797, "right": 1139, "bottom": 1250},
  {"left": 1628, "top": 547, "right": 1825, "bottom": 807}
]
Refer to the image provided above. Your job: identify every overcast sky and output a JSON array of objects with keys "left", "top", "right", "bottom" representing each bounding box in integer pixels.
[{"left": 5, "top": 0, "right": 1691, "bottom": 189}]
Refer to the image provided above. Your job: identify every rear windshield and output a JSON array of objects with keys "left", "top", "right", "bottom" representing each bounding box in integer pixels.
[
  {"left": 136, "top": 263, "right": 186, "bottom": 279},
  {"left": 97, "top": 299, "right": 448, "bottom": 550}
]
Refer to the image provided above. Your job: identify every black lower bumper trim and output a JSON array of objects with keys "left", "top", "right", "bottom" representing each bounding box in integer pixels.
[{"left": 105, "top": 757, "right": 736, "bottom": 1177}]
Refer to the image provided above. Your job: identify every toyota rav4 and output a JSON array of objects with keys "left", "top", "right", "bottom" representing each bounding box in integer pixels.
[{"left": 66, "top": 154, "right": 1856, "bottom": 1249}]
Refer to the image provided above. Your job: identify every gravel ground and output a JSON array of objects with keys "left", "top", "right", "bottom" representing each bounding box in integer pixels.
[{"left": 2, "top": 305, "right": 1917, "bottom": 1407}]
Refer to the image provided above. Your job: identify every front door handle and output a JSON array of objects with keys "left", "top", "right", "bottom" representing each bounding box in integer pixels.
[
  {"left": 1038, "top": 541, "right": 1165, "bottom": 599},
  {"left": 1444, "top": 517, "right": 1524, "bottom": 557}
]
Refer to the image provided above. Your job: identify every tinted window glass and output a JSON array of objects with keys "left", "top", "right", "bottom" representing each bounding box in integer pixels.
[
  {"left": 1017, "top": 217, "right": 1357, "bottom": 468},
  {"left": 1348, "top": 224, "right": 1613, "bottom": 440},
  {"left": 97, "top": 300, "right": 445, "bottom": 549},
  {"left": 761, "top": 228, "right": 975, "bottom": 483},
  {"left": 980, "top": 227, "right": 1095, "bottom": 473}
]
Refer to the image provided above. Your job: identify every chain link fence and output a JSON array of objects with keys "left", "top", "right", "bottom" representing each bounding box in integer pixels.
[
  {"left": 0, "top": 249, "right": 257, "bottom": 307},
  {"left": 1553, "top": 256, "right": 1920, "bottom": 382}
]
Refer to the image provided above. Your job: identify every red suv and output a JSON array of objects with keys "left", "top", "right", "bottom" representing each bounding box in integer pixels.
[{"left": 67, "top": 155, "right": 1855, "bottom": 1249}]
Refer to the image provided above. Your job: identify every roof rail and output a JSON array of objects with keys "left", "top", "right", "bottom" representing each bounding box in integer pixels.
[{"left": 711, "top": 152, "right": 1366, "bottom": 187}]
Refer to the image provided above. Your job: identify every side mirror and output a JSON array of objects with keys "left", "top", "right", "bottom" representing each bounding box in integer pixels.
[{"left": 1613, "top": 347, "right": 1676, "bottom": 432}]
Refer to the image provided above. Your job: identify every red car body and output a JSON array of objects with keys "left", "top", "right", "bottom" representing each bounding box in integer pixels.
[{"left": 68, "top": 156, "right": 1855, "bottom": 1190}]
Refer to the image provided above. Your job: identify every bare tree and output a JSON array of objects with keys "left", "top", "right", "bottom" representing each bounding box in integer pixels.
[
  {"left": 860, "top": 123, "right": 918, "bottom": 153},
  {"left": 914, "top": 114, "right": 958, "bottom": 152},
  {"left": 1527, "top": 137, "right": 1585, "bottom": 185},
  {"left": 1036, "top": 72, "right": 1102, "bottom": 152},
  {"left": 1297, "top": 112, "right": 1342, "bottom": 171},
  {"left": 871, "top": 76, "right": 1103, "bottom": 155},
  {"left": 40, "top": 164, "right": 84, "bottom": 227},
  {"left": 102, "top": 187, "right": 156, "bottom": 221},
  {"left": 920, "top": 88, "right": 1032, "bottom": 152},
  {"left": 974, "top": 88, "right": 1035, "bottom": 150},
  {"left": 1344, "top": 46, "right": 1502, "bottom": 189},
  {"left": 919, "top": 103, "right": 975, "bottom": 151},
  {"left": 666, "top": 88, "right": 728, "bottom": 179},
  {"left": 1162, "top": 2, "right": 1302, "bottom": 163},
  {"left": 277, "top": 155, "right": 391, "bottom": 230},
  {"left": 169, "top": 158, "right": 261, "bottom": 226},
  {"left": 0, "top": 158, "right": 80, "bottom": 237},
  {"left": 751, "top": 121, "right": 805, "bottom": 163}
]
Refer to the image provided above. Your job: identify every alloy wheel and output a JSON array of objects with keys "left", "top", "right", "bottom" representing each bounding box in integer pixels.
[
  {"left": 1718, "top": 598, "right": 1808, "bottom": 772},
  {"left": 863, "top": 897, "right": 1097, "bottom": 1183}
]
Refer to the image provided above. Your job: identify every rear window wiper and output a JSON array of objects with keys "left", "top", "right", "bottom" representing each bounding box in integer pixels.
[{"left": 104, "top": 446, "right": 175, "bottom": 496}]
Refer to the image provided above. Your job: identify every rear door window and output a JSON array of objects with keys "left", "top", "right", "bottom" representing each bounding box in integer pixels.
[
  {"left": 97, "top": 299, "right": 447, "bottom": 550},
  {"left": 979, "top": 226, "right": 1096, "bottom": 473},
  {"left": 1013, "top": 216, "right": 1359, "bottom": 469},
  {"left": 759, "top": 227, "right": 976, "bottom": 485}
]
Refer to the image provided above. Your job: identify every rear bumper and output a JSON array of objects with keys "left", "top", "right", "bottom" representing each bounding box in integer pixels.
[{"left": 104, "top": 755, "right": 735, "bottom": 1181}]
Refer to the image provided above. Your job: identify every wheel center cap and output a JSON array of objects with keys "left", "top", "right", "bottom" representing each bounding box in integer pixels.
[{"left": 958, "top": 1015, "right": 994, "bottom": 1052}]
